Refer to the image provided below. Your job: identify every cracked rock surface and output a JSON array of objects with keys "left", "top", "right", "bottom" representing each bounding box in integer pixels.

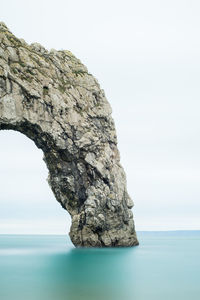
[{"left": 0, "top": 22, "right": 138, "bottom": 247}]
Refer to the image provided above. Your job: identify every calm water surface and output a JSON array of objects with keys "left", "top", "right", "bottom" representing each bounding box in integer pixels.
[{"left": 0, "top": 231, "right": 200, "bottom": 300}]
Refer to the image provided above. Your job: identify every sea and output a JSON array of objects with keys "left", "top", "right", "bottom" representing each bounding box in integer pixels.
[{"left": 0, "top": 231, "right": 199, "bottom": 300}]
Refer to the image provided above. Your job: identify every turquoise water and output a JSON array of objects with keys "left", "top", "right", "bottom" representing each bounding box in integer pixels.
[{"left": 0, "top": 232, "right": 200, "bottom": 300}]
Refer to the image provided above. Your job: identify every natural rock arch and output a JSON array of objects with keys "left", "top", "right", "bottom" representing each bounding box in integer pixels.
[{"left": 0, "top": 22, "right": 138, "bottom": 247}]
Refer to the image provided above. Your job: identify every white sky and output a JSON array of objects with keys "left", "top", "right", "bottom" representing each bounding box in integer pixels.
[{"left": 0, "top": 0, "right": 200, "bottom": 233}]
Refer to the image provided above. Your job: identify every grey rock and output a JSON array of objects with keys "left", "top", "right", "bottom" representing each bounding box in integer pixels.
[
  {"left": 7, "top": 47, "right": 18, "bottom": 62},
  {"left": 0, "top": 22, "right": 139, "bottom": 247}
]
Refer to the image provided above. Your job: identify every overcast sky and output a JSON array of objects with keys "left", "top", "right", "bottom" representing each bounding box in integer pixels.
[{"left": 1, "top": 0, "right": 200, "bottom": 233}]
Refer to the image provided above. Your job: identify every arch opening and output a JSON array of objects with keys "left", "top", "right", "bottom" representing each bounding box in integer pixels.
[{"left": 0, "top": 130, "right": 71, "bottom": 235}]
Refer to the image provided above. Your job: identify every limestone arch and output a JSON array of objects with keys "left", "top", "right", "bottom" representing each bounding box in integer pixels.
[{"left": 0, "top": 22, "right": 138, "bottom": 247}]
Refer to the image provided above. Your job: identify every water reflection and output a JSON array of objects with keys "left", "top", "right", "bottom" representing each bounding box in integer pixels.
[
  {"left": 0, "top": 236, "right": 136, "bottom": 300},
  {"left": 0, "top": 233, "right": 200, "bottom": 300}
]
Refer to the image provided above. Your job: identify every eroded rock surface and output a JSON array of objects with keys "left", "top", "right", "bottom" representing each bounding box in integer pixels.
[{"left": 0, "top": 22, "right": 138, "bottom": 247}]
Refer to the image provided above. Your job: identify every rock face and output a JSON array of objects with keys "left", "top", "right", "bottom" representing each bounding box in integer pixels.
[{"left": 0, "top": 22, "right": 138, "bottom": 247}]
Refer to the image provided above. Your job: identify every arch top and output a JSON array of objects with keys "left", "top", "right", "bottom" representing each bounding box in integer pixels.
[{"left": 0, "top": 22, "right": 138, "bottom": 247}]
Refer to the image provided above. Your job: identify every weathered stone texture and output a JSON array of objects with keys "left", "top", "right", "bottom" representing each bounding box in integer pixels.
[{"left": 0, "top": 22, "right": 138, "bottom": 247}]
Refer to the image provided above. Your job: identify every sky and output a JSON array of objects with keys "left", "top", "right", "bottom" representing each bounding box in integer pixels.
[{"left": 1, "top": 0, "right": 200, "bottom": 233}]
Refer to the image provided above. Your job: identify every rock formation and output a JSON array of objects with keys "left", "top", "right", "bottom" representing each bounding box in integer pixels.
[{"left": 0, "top": 22, "right": 138, "bottom": 247}]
